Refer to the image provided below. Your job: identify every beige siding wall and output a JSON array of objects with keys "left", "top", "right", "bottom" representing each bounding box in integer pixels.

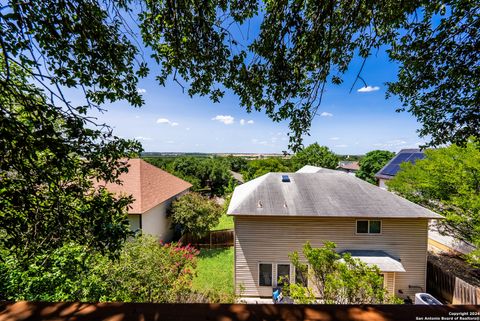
[{"left": 234, "top": 216, "right": 428, "bottom": 299}]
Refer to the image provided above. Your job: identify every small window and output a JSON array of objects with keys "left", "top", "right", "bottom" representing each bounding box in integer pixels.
[
  {"left": 259, "top": 263, "right": 272, "bottom": 286},
  {"left": 356, "top": 220, "right": 369, "bottom": 233},
  {"left": 357, "top": 220, "right": 381, "bottom": 234},
  {"left": 295, "top": 266, "right": 308, "bottom": 287},
  {"left": 277, "top": 264, "right": 290, "bottom": 286}
]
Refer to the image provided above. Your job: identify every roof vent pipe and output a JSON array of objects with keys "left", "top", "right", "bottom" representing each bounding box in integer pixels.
[{"left": 257, "top": 200, "right": 263, "bottom": 208}]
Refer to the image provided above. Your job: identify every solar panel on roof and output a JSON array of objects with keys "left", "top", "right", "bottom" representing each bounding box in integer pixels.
[
  {"left": 381, "top": 164, "right": 400, "bottom": 176},
  {"left": 390, "top": 153, "right": 411, "bottom": 164},
  {"left": 406, "top": 153, "right": 425, "bottom": 162}
]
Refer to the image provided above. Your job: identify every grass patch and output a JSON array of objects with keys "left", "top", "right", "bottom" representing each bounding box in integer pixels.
[
  {"left": 192, "top": 247, "right": 234, "bottom": 302},
  {"left": 211, "top": 214, "right": 234, "bottom": 231}
]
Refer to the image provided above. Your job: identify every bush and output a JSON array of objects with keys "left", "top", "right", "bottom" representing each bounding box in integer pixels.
[
  {"left": 170, "top": 193, "right": 223, "bottom": 237},
  {"left": 0, "top": 236, "right": 201, "bottom": 303}
]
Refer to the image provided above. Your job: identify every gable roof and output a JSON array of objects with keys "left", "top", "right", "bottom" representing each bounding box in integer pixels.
[
  {"left": 296, "top": 165, "right": 327, "bottom": 173},
  {"left": 375, "top": 149, "right": 425, "bottom": 180},
  {"left": 338, "top": 161, "right": 360, "bottom": 171},
  {"left": 98, "top": 159, "right": 192, "bottom": 214},
  {"left": 227, "top": 170, "right": 441, "bottom": 219}
]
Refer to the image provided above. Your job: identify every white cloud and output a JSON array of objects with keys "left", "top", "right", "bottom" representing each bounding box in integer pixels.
[
  {"left": 320, "top": 112, "right": 333, "bottom": 117},
  {"left": 335, "top": 144, "right": 349, "bottom": 148},
  {"left": 330, "top": 137, "right": 340, "bottom": 141},
  {"left": 212, "top": 115, "right": 234, "bottom": 125},
  {"left": 137, "top": 88, "right": 147, "bottom": 94},
  {"left": 251, "top": 138, "right": 269, "bottom": 145},
  {"left": 186, "top": 127, "right": 191, "bottom": 131},
  {"left": 156, "top": 118, "right": 180, "bottom": 127},
  {"left": 156, "top": 118, "right": 170, "bottom": 124},
  {"left": 357, "top": 85, "right": 380, "bottom": 93},
  {"left": 240, "top": 119, "right": 254, "bottom": 125},
  {"left": 135, "top": 115, "right": 141, "bottom": 119},
  {"left": 165, "top": 140, "right": 175, "bottom": 144},
  {"left": 373, "top": 139, "right": 407, "bottom": 148},
  {"left": 135, "top": 136, "right": 152, "bottom": 141}
]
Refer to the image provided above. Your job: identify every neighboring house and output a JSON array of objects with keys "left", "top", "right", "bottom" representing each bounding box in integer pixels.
[
  {"left": 337, "top": 161, "right": 360, "bottom": 175},
  {"left": 99, "top": 159, "right": 192, "bottom": 241},
  {"left": 227, "top": 168, "right": 441, "bottom": 300},
  {"left": 375, "top": 149, "right": 425, "bottom": 189},
  {"left": 296, "top": 165, "right": 323, "bottom": 173}
]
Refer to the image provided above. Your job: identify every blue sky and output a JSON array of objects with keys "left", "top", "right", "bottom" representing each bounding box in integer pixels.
[{"left": 78, "top": 12, "right": 427, "bottom": 155}]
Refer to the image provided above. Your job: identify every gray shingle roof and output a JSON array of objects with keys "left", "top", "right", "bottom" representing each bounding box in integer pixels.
[{"left": 227, "top": 171, "right": 442, "bottom": 219}]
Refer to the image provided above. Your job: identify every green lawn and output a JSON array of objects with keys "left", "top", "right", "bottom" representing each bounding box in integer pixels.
[
  {"left": 192, "top": 247, "right": 234, "bottom": 302},
  {"left": 211, "top": 214, "right": 234, "bottom": 231}
]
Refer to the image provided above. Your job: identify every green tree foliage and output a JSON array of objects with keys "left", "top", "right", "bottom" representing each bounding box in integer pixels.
[
  {"left": 224, "top": 155, "right": 248, "bottom": 173},
  {"left": 356, "top": 150, "right": 395, "bottom": 184},
  {"left": 3, "top": 1, "right": 477, "bottom": 152},
  {"left": 0, "top": 60, "right": 141, "bottom": 263},
  {"left": 291, "top": 143, "right": 339, "bottom": 170},
  {"left": 387, "top": 139, "right": 480, "bottom": 265},
  {"left": 145, "top": 157, "right": 234, "bottom": 196},
  {"left": 0, "top": 236, "right": 200, "bottom": 302},
  {"left": 242, "top": 158, "right": 292, "bottom": 181},
  {"left": 170, "top": 193, "right": 223, "bottom": 237},
  {"left": 285, "top": 242, "right": 399, "bottom": 304},
  {"left": 139, "top": 0, "right": 479, "bottom": 150}
]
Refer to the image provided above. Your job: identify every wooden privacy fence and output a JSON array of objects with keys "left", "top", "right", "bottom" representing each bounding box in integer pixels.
[
  {"left": 179, "top": 229, "right": 234, "bottom": 249},
  {"left": 427, "top": 259, "right": 480, "bottom": 304}
]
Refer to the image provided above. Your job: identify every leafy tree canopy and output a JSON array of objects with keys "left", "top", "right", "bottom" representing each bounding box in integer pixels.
[
  {"left": 2, "top": 0, "right": 478, "bottom": 152},
  {"left": 169, "top": 193, "right": 223, "bottom": 238},
  {"left": 241, "top": 157, "right": 292, "bottom": 181},
  {"left": 139, "top": 0, "right": 479, "bottom": 149},
  {"left": 0, "top": 59, "right": 141, "bottom": 263},
  {"left": 291, "top": 143, "right": 339, "bottom": 170},
  {"left": 285, "top": 242, "right": 400, "bottom": 304},
  {"left": 144, "top": 156, "right": 234, "bottom": 196},
  {"left": 387, "top": 139, "right": 480, "bottom": 265},
  {"left": 356, "top": 150, "right": 395, "bottom": 184}
]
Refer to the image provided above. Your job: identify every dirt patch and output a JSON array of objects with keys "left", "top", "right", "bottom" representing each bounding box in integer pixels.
[{"left": 428, "top": 252, "right": 480, "bottom": 287}]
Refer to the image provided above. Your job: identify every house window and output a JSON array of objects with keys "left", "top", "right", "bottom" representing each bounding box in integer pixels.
[
  {"left": 295, "top": 266, "right": 308, "bottom": 287},
  {"left": 356, "top": 220, "right": 381, "bottom": 234},
  {"left": 277, "top": 264, "right": 290, "bottom": 286},
  {"left": 259, "top": 263, "right": 273, "bottom": 286}
]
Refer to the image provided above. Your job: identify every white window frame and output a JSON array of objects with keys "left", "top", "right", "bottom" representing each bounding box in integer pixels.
[
  {"left": 293, "top": 265, "right": 309, "bottom": 287},
  {"left": 258, "top": 262, "right": 274, "bottom": 287},
  {"left": 275, "top": 263, "right": 292, "bottom": 287},
  {"left": 355, "top": 219, "right": 382, "bottom": 235}
]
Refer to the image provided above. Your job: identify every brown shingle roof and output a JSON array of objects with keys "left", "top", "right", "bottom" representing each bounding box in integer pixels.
[{"left": 99, "top": 159, "right": 191, "bottom": 214}]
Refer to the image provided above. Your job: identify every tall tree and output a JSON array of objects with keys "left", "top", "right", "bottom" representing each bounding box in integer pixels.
[
  {"left": 356, "top": 150, "right": 395, "bottom": 184},
  {"left": 0, "top": 61, "right": 141, "bottom": 262},
  {"left": 388, "top": 139, "right": 480, "bottom": 265},
  {"left": 291, "top": 143, "right": 339, "bottom": 170}
]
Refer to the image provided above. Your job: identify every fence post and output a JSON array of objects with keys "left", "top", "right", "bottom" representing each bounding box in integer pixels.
[{"left": 210, "top": 232, "right": 212, "bottom": 249}]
